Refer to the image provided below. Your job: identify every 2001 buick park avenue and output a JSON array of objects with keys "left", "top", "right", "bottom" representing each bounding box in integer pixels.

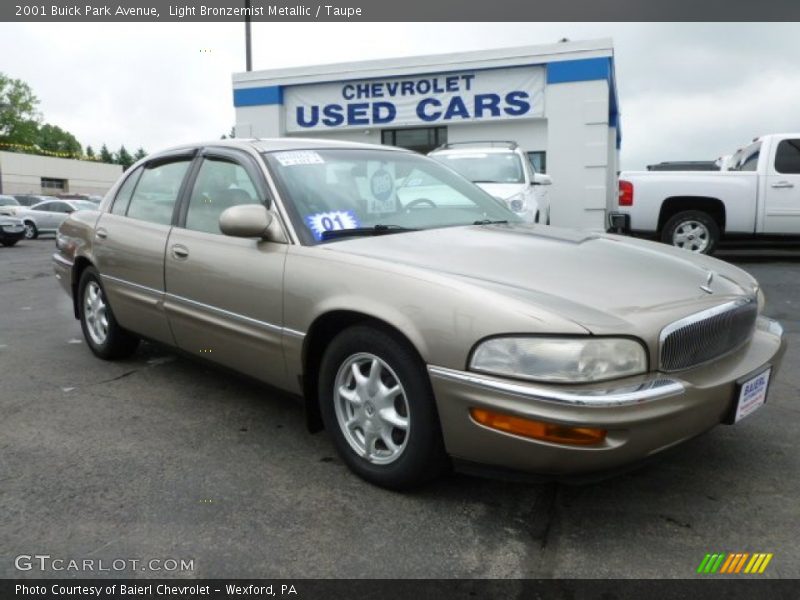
[{"left": 53, "top": 139, "right": 786, "bottom": 489}]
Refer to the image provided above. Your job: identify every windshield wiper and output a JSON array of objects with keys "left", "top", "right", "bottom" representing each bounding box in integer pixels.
[
  {"left": 321, "top": 224, "right": 418, "bottom": 241},
  {"left": 473, "top": 219, "right": 509, "bottom": 225}
]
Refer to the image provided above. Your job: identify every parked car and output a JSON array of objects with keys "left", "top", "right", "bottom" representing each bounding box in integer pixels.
[
  {"left": 53, "top": 139, "right": 786, "bottom": 489},
  {"left": 611, "top": 133, "right": 800, "bottom": 254},
  {"left": 428, "top": 141, "right": 551, "bottom": 224},
  {"left": 8, "top": 199, "right": 96, "bottom": 239},
  {"left": 13, "top": 194, "right": 58, "bottom": 208},
  {"left": 0, "top": 195, "right": 20, "bottom": 211},
  {"left": 0, "top": 215, "right": 26, "bottom": 246}
]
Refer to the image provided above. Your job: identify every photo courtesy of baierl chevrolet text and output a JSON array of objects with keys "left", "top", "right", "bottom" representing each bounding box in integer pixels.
[{"left": 1, "top": 1, "right": 798, "bottom": 599}]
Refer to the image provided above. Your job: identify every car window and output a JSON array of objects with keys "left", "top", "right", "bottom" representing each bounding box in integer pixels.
[
  {"left": 70, "top": 201, "right": 97, "bottom": 211},
  {"left": 126, "top": 159, "right": 191, "bottom": 226},
  {"left": 53, "top": 202, "right": 73, "bottom": 213},
  {"left": 184, "top": 158, "right": 259, "bottom": 234},
  {"left": 0, "top": 196, "right": 19, "bottom": 206},
  {"left": 738, "top": 151, "right": 760, "bottom": 172},
  {"left": 14, "top": 196, "right": 37, "bottom": 206},
  {"left": 33, "top": 202, "right": 54, "bottom": 211},
  {"left": 775, "top": 139, "right": 800, "bottom": 175},
  {"left": 431, "top": 152, "right": 525, "bottom": 184},
  {"left": 111, "top": 167, "right": 143, "bottom": 216}
]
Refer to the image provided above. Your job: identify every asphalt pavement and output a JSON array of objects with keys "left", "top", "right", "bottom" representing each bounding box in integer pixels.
[{"left": 1, "top": 239, "right": 798, "bottom": 579}]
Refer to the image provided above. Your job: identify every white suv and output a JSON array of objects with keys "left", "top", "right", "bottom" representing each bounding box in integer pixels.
[{"left": 428, "top": 141, "right": 551, "bottom": 224}]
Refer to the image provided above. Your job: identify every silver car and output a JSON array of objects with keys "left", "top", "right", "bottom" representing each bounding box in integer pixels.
[
  {"left": 53, "top": 139, "right": 786, "bottom": 489},
  {"left": 11, "top": 199, "right": 97, "bottom": 239}
]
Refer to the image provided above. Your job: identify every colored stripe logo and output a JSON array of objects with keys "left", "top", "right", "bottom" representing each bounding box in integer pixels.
[{"left": 697, "top": 553, "right": 773, "bottom": 574}]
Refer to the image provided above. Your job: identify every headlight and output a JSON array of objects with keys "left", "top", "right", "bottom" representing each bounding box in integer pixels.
[
  {"left": 506, "top": 192, "right": 527, "bottom": 213},
  {"left": 470, "top": 337, "right": 648, "bottom": 383}
]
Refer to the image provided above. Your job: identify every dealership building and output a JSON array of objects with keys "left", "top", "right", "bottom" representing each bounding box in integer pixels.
[
  {"left": 232, "top": 38, "right": 620, "bottom": 230},
  {"left": 0, "top": 151, "right": 122, "bottom": 196}
]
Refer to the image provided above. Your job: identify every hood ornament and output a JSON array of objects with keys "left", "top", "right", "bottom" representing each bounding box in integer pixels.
[{"left": 700, "top": 272, "right": 714, "bottom": 294}]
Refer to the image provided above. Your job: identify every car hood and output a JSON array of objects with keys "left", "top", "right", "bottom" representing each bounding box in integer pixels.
[
  {"left": 475, "top": 182, "right": 526, "bottom": 200},
  {"left": 322, "top": 223, "right": 757, "bottom": 334}
]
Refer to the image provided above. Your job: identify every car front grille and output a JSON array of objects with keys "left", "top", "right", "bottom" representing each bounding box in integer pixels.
[{"left": 660, "top": 297, "right": 758, "bottom": 372}]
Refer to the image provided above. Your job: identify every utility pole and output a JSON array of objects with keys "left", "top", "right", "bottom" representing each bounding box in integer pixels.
[{"left": 244, "top": 0, "right": 252, "bottom": 72}]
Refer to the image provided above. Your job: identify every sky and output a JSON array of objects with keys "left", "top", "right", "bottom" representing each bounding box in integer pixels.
[{"left": 0, "top": 22, "right": 798, "bottom": 170}]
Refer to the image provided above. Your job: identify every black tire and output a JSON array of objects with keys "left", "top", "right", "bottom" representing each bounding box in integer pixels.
[
  {"left": 78, "top": 266, "right": 139, "bottom": 360},
  {"left": 661, "top": 210, "right": 720, "bottom": 255},
  {"left": 1, "top": 240, "right": 18, "bottom": 247},
  {"left": 319, "top": 325, "right": 449, "bottom": 489},
  {"left": 23, "top": 221, "right": 38, "bottom": 240}
]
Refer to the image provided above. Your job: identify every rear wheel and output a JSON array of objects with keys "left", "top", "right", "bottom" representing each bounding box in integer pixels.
[
  {"left": 23, "top": 221, "right": 38, "bottom": 240},
  {"left": 78, "top": 267, "right": 139, "bottom": 359},
  {"left": 319, "top": 325, "right": 448, "bottom": 489},
  {"left": 661, "top": 210, "right": 719, "bottom": 254}
]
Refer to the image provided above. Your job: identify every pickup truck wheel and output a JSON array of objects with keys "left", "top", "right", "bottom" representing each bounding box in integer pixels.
[
  {"left": 78, "top": 267, "right": 139, "bottom": 359},
  {"left": 319, "top": 325, "right": 448, "bottom": 489},
  {"left": 661, "top": 211, "right": 719, "bottom": 254}
]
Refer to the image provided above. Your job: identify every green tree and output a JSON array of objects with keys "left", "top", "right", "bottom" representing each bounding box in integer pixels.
[
  {"left": 85, "top": 145, "right": 95, "bottom": 160},
  {"left": 36, "top": 123, "right": 82, "bottom": 157},
  {"left": 99, "top": 144, "right": 113, "bottom": 163},
  {"left": 115, "top": 145, "right": 134, "bottom": 170},
  {"left": 220, "top": 126, "right": 235, "bottom": 139},
  {"left": 0, "top": 72, "right": 41, "bottom": 148},
  {"left": 133, "top": 147, "right": 147, "bottom": 161}
]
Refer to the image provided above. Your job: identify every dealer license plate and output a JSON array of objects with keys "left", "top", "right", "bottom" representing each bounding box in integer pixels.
[{"left": 733, "top": 368, "right": 771, "bottom": 423}]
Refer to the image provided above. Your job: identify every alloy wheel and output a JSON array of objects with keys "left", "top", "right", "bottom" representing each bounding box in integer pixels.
[
  {"left": 333, "top": 352, "right": 410, "bottom": 465},
  {"left": 83, "top": 280, "right": 109, "bottom": 345},
  {"left": 672, "top": 220, "right": 710, "bottom": 253}
]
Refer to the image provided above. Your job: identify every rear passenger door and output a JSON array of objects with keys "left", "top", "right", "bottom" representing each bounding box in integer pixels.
[
  {"left": 764, "top": 138, "right": 800, "bottom": 234},
  {"left": 93, "top": 152, "right": 196, "bottom": 344},
  {"left": 164, "top": 147, "right": 289, "bottom": 386}
]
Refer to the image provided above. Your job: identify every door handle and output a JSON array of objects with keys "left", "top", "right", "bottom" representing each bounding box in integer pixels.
[
  {"left": 771, "top": 181, "right": 795, "bottom": 189},
  {"left": 171, "top": 245, "right": 189, "bottom": 259},
  {"left": 96, "top": 228, "right": 108, "bottom": 239}
]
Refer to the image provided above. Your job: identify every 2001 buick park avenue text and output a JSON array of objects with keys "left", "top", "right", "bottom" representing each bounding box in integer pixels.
[
  {"left": 17, "top": 4, "right": 161, "bottom": 17},
  {"left": 53, "top": 138, "right": 787, "bottom": 489}
]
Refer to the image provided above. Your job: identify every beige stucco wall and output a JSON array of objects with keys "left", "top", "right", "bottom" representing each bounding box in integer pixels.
[{"left": 0, "top": 152, "right": 122, "bottom": 196}]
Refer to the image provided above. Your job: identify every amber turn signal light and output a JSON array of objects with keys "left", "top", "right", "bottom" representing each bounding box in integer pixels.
[{"left": 470, "top": 407, "right": 607, "bottom": 446}]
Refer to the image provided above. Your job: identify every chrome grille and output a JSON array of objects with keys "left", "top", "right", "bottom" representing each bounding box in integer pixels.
[{"left": 660, "top": 297, "right": 758, "bottom": 372}]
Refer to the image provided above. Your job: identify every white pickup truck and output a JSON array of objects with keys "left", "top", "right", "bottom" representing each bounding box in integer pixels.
[{"left": 609, "top": 134, "right": 800, "bottom": 254}]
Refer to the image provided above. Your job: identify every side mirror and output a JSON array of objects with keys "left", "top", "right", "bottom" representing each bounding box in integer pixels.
[
  {"left": 219, "top": 204, "right": 274, "bottom": 239},
  {"left": 532, "top": 173, "right": 552, "bottom": 186}
]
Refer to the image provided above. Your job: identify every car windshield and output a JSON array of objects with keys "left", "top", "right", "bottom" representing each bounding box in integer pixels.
[
  {"left": 262, "top": 148, "right": 520, "bottom": 244},
  {"left": 0, "top": 196, "right": 20, "bottom": 206},
  {"left": 431, "top": 152, "right": 525, "bottom": 184}
]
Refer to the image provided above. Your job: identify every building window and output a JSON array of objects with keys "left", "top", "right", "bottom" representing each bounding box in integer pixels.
[
  {"left": 41, "top": 177, "right": 67, "bottom": 193},
  {"left": 381, "top": 127, "right": 447, "bottom": 154},
  {"left": 526, "top": 151, "right": 547, "bottom": 174}
]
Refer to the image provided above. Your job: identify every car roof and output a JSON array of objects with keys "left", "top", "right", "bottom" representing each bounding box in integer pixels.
[
  {"left": 430, "top": 147, "right": 517, "bottom": 156},
  {"left": 149, "top": 137, "right": 413, "bottom": 159}
]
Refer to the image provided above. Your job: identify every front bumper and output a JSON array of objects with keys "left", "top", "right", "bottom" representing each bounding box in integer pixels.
[
  {"left": 428, "top": 317, "right": 786, "bottom": 476},
  {"left": 0, "top": 224, "right": 26, "bottom": 243}
]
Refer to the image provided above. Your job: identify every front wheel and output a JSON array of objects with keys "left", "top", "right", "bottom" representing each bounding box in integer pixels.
[
  {"left": 23, "top": 221, "right": 38, "bottom": 240},
  {"left": 661, "top": 210, "right": 720, "bottom": 254},
  {"left": 319, "top": 325, "right": 448, "bottom": 489},
  {"left": 78, "top": 267, "right": 139, "bottom": 359},
  {"left": 1, "top": 240, "right": 18, "bottom": 247}
]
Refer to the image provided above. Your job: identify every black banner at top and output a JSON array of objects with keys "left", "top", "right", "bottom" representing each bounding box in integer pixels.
[{"left": 3, "top": 0, "right": 800, "bottom": 22}]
